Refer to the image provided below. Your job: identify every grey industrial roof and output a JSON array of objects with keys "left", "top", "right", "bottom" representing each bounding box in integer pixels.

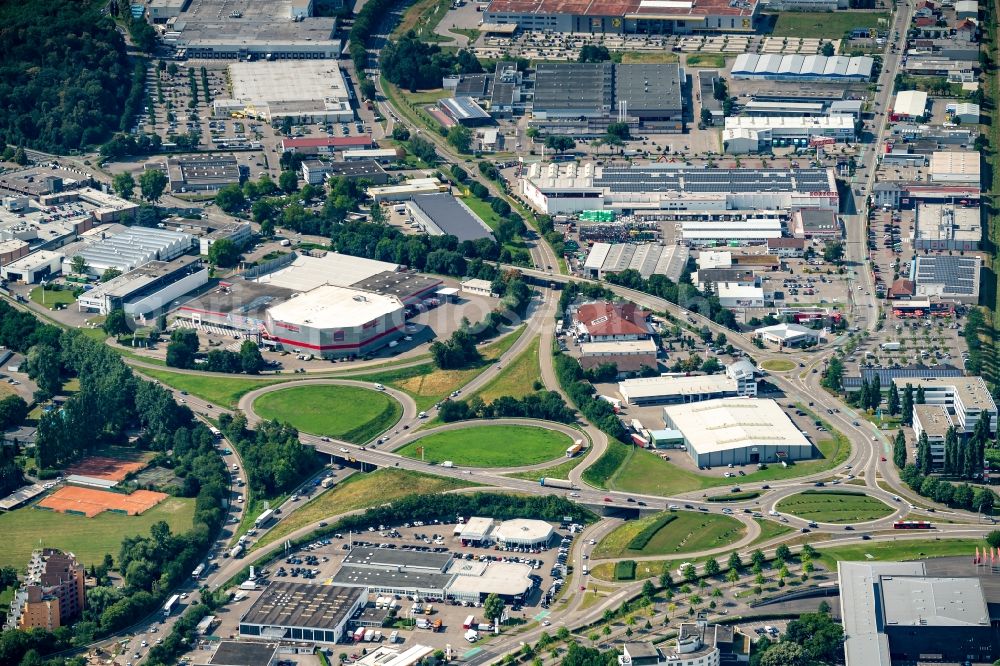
[
  {"left": 328, "top": 161, "right": 388, "bottom": 179},
  {"left": 455, "top": 74, "right": 490, "bottom": 98},
  {"left": 839, "top": 561, "right": 925, "bottom": 666},
  {"left": 915, "top": 255, "right": 981, "bottom": 295},
  {"left": 881, "top": 575, "right": 990, "bottom": 627},
  {"left": 349, "top": 271, "right": 443, "bottom": 300},
  {"left": 408, "top": 193, "right": 494, "bottom": 243},
  {"left": 440, "top": 96, "right": 491, "bottom": 121},
  {"left": 533, "top": 63, "right": 613, "bottom": 114},
  {"left": 842, "top": 365, "right": 963, "bottom": 389},
  {"left": 614, "top": 64, "right": 683, "bottom": 114},
  {"left": 623, "top": 643, "right": 660, "bottom": 660},
  {"left": 593, "top": 167, "right": 834, "bottom": 194},
  {"left": 210, "top": 641, "right": 279, "bottom": 666},
  {"left": 240, "top": 582, "right": 363, "bottom": 629},
  {"left": 342, "top": 546, "right": 453, "bottom": 572},
  {"left": 331, "top": 566, "right": 454, "bottom": 591}
]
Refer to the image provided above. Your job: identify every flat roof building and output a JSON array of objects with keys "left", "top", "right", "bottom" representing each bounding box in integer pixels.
[
  {"left": 255, "top": 253, "right": 399, "bottom": 292},
  {"left": 343, "top": 547, "right": 453, "bottom": 572},
  {"left": 579, "top": 339, "right": 658, "bottom": 377},
  {"left": 238, "top": 582, "right": 364, "bottom": 645},
  {"left": 349, "top": 271, "right": 444, "bottom": 306},
  {"left": 930, "top": 150, "right": 981, "bottom": 184},
  {"left": 405, "top": 194, "right": 494, "bottom": 243},
  {"left": 281, "top": 136, "right": 375, "bottom": 155},
  {"left": 164, "top": 0, "right": 340, "bottom": 60},
  {"left": 523, "top": 163, "right": 838, "bottom": 216},
  {"left": 716, "top": 282, "right": 765, "bottom": 308},
  {"left": 914, "top": 254, "right": 981, "bottom": 303},
  {"left": 166, "top": 154, "right": 242, "bottom": 192},
  {"left": 838, "top": 561, "right": 1000, "bottom": 666},
  {"left": 893, "top": 375, "right": 997, "bottom": 436},
  {"left": 483, "top": 0, "right": 760, "bottom": 35},
  {"left": 77, "top": 256, "right": 208, "bottom": 316},
  {"left": 219, "top": 61, "right": 352, "bottom": 123},
  {"left": 791, "top": 208, "right": 840, "bottom": 237},
  {"left": 208, "top": 641, "right": 278, "bottom": 666},
  {"left": 619, "top": 362, "right": 757, "bottom": 406},
  {"left": 663, "top": 397, "right": 813, "bottom": 467},
  {"left": 724, "top": 115, "right": 856, "bottom": 142},
  {"left": 914, "top": 203, "right": 980, "bottom": 251},
  {"left": 1, "top": 250, "right": 64, "bottom": 284}
]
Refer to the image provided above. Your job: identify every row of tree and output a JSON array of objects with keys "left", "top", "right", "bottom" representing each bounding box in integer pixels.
[
  {"left": 899, "top": 463, "right": 996, "bottom": 513},
  {"left": 165, "top": 328, "right": 264, "bottom": 375},
  {"left": 438, "top": 390, "right": 575, "bottom": 424}
]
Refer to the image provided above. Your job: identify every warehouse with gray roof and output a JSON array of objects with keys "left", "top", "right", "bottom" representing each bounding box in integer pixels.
[
  {"left": 404, "top": 194, "right": 494, "bottom": 243},
  {"left": 239, "top": 582, "right": 365, "bottom": 645}
]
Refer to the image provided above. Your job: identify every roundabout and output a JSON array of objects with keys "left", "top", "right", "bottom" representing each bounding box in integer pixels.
[
  {"left": 250, "top": 383, "right": 405, "bottom": 443},
  {"left": 395, "top": 422, "right": 575, "bottom": 468},
  {"left": 776, "top": 489, "right": 896, "bottom": 524}
]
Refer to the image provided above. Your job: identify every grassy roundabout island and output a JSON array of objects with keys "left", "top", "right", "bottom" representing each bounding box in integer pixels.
[
  {"left": 397, "top": 424, "right": 572, "bottom": 467},
  {"left": 776, "top": 489, "right": 895, "bottom": 524},
  {"left": 253, "top": 384, "right": 402, "bottom": 444},
  {"left": 593, "top": 510, "right": 746, "bottom": 559}
]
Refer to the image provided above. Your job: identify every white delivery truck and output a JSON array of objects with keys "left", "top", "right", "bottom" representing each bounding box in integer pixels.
[{"left": 465, "top": 629, "right": 479, "bottom": 643}]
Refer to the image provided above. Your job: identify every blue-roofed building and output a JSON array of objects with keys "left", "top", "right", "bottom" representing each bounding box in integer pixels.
[
  {"left": 842, "top": 365, "right": 963, "bottom": 392},
  {"left": 130, "top": 4, "right": 146, "bottom": 18}
]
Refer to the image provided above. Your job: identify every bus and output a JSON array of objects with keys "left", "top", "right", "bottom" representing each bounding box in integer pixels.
[
  {"left": 893, "top": 520, "right": 933, "bottom": 529},
  {"left": 192, "top": 563, "right": 206, "bottom": 580},
  {"left": 163, "top": 594, "right": 180, "bottom": 618}
]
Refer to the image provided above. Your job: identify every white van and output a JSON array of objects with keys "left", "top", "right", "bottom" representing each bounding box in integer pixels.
[
  {"left": 374, "top": 383, "right": 385, "bottom": 391},
  {"left": 464, "top": 630, "right": 479, "bottom": 643}
]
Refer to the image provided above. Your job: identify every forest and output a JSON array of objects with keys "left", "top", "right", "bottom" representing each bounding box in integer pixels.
[{"left": 0, "top": 0, "right": 140, "bottom": 153}]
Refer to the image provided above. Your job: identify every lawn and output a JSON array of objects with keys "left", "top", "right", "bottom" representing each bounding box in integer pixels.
[
  {"left": 685, "top": 53, "right": 729, "bottom": 68},
  {"left": 393, "top": 0, "right": 452, "bottom": 41},
  {"left": 617, "top": 51, "right": 679, "bottom": 64},
  {"left": 397, "top": 424, "right": 571, "bottom": 467},
  {"left": 609, "top": 426, "right": 849, "bottom": 496},
  {"left": 761, "top": 359, "right": 796, "bottom": 372},
  {"left": 776, "top": 490, "right": 894, "bottom": 524},
  {"left": 768, "top": 11, "right": 889, "bottom": 38},
  {"left": 815, "top": 538, "right": 983, "bottom": 572},
  {"left": 459, "top": 192, "right": 503, "bottom": 231},
  {"left": 139, "top": 368, "right": 283, "bottom": 407},
  {"left": 253, "top": 469, "right": 471, "bottom": 550},
  {"left": 253, "top": 385, "right": 402, "bottom": 443},
  {"left": 749, "top": 518, "right": 796, "bottom": 548},
  {"left": 0, "top": 497, "right": 194, "bottom": 569},
  {"left": 504, "top": 452, "right": 585, "bottom": 482},
  {"left": 353, "top": 326, "right": 526, "bottom": 411},
  {"left": 29, "top": 286, "right": 77, "bottom": 309},
  {"left": 593, "top": 511, "right": 745, "bottom": 558},
  {"left": 473, "top": 336, "right": 541, "bottom": 403}
]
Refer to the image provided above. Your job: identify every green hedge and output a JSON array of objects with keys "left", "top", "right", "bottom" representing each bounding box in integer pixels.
[
  {"left": 800, "top": 489, "right": 865, "bottom": 497},
  {"left": 626, "top": 514, "right": 677, "bottom": 551},
  {"left": 582, "top": 441, "right": 629, "bottom": 489},
  {"left": 707, "top": 491, "right": 761, "bottom": 502},
  {"left": 615, "top": 560, "right": 637, "bottom": 580}
]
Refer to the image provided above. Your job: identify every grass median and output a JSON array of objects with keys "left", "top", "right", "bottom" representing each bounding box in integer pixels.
[
  {"left": 253, "top": 384, "right": 402, "bottom": 443},
  {"left": 398, "top": 424, "right": 571, "bottom": 467},
  {"left": 594, "top": 510, "right": 745, "bottom": 558},
  {"left": 252, "top": 469, "right": 472, "bottom": 551},
  {"left": 777, "top": 489, "right": 894, "bottom": 524}
]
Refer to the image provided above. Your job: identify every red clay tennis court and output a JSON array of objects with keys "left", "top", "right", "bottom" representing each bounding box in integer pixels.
[
  {"left": 63, "top": 455, "right": 148, "bottom": 482},
  {"left": 38, "top": 486, "right": 168, "bottom": 517}
]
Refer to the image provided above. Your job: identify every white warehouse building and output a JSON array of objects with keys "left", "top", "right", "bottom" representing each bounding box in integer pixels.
[
  {"left": 731, "top": 54, "right": 874, "bottom": 81},
  {"left": 663, "top": 397, "right": 814, "bottom": 467},
  {"left": 491, "top": 519, "right": 554, "bottom": 547}
]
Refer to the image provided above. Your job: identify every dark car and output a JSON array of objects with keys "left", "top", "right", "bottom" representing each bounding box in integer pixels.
[{"left": 801, "top": 528, "right": 811, "bottom": 533}]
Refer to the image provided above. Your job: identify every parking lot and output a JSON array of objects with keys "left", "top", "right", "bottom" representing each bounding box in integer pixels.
[{"left": 204, "top": 518, "right": 579, "bottom": 654}]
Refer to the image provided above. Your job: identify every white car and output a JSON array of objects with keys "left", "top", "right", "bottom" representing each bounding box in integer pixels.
[
  {"left": 374, "top": 383, "right": 385, "bottom": 391},
  {"left": 339, "top": 447, "right": 349, "bottom": 453}
]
